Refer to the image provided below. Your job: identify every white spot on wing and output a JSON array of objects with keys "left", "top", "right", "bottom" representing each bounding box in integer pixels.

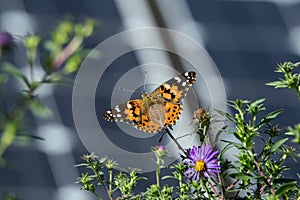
[
  {"left": 164, "top": 83, "right": 171, "bottom": 89},
  {"left": 174, "top": 76, "right": 181, "bottom": 83},
  {"left": 182, "top": 82, "right": 187, "bottom": 87},
  {"left": 115, "top": 105, "right": 121, "bottom": 112}
]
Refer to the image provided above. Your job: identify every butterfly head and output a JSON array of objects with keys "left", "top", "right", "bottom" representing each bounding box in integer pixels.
[{"left": 141, "top": 92, "right": 153, "bottom": 106}]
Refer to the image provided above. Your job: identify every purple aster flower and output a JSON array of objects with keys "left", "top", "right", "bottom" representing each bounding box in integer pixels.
[
  {"left": 0, "top": 31, "right": 14, "bottom": 50},
  {"left": 184, "top": 144, "right": 221, "bottom": 181}
]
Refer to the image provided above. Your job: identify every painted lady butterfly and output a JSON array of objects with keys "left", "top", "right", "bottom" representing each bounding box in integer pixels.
[{"left": 103, "top": 71, "right": 197, "bottom": 133}]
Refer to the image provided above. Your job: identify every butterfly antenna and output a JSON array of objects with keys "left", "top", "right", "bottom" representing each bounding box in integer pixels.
[
  {"left": 118, "top": 87, "right": 141, "bottom": 94},
  {"left": 164, "top": 128, "right": 189, "bottom": 157},
  {"left": 143, "top": 68, "right": 148, "bottom": 92}
]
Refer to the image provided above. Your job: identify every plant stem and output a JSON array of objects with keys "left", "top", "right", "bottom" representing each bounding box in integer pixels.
[
  {"left": 91, "top": 190, "right": 103, "bottom": 200},
  {"left": 53, "top": 35, "right": 83, "bottom": 69},
  {"left": 218, "top": 174, "right": 226, "bottom": 200},
  {"left": 209, "top": 181, "right": 221, "bottom": 200},
  {"left": 29, "top": 61, "right": 34, "bottom": 83},
  {"left": 226, "top": 179, "right": 239, "bottom": 191},
  {"left": 253, "top": 155, "right": 275, "bottom": 195},
  {"left": 93, "top": 168, "right": 114, "bottom": 200},
  {"left": 109, "top": 169, "right": 113, "bottom": 194},
  {"left": 201, "top": 178, "right": 212, "bottom": 199},
  {"left": 156, "top": 160, "right": 161, "bottom": 189}
]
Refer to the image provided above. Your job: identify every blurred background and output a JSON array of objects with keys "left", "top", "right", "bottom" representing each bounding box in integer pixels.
[{"left": 0, "top": 0, "right": 300, "bottom": 199}]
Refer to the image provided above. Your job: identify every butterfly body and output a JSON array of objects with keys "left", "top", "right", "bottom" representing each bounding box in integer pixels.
[{"left": 103, "top": 71, "right": 197, "bottom": 133}]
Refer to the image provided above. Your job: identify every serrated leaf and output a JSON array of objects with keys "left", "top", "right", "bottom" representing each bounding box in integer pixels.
[
  {"left": 275, "top": 181, "right": 297, "bottom": 196},
  {"left": 271, "top": 138, "right": 289, "bottom": 152}
]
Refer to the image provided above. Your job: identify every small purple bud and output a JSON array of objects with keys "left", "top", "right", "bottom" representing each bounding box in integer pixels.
[{"left": 0, "top": 32, "right": 14, "bottom": 50}]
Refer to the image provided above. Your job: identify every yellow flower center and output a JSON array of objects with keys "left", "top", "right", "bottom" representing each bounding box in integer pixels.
[{"left": 195, "top": 160, "right": 205, "bottom": 172}]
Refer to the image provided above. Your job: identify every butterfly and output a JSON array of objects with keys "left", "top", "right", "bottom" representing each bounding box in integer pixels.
[{"left": 103, "top": 71, "right": 197, "bottom": 133}]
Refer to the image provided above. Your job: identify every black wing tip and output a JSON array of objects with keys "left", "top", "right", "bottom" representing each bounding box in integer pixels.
[
  {"left": 103, "top": 109, "right": 115, "bottom": 122},
  {"left": 185, "top": 71, "right": 197, "bottom": 84}
]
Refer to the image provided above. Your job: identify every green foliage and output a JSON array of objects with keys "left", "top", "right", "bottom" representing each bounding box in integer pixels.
[
  {"left": 76, "top": 153, "right": 145, "bottom": 200},
  {"left": 76, "top": 62, "right": 300, "bottom": 199},
  {"left": 267, "top": 61, "right": 300, "bottom": 99},
  {"left": 285, "top": 124, "right": 300, "bottom": 144},
  {"left": 3, "top": 193, "right": 17, "bottom": 200},
  {"left": 219, "top": 99, "right": 299, "bottom": 198},
  {"left": 0, "top": 19, "right": 96, "bottom": 160}
]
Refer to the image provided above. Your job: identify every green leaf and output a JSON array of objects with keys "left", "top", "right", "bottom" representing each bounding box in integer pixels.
[
  {"left": 219, "top": 143, "right": 234, "bottom": 158},
  {"left": 250, "top": 98, "right": 265, "bottom": 106},
  {"left": 275, "top": 181, "right": 297, "bottom": 196},
  {"left": 63, "top": 53, "right": 82, "bottom": 74},
  {"left": 245, "top": 133, "right": 256, "bottom": 148},
  {"left": 161, "top": 175, "right": 176, "bottom": 180},
  {"left": 256, "top": 109, "right": 283, "bottom": 128},
  {"left": 271, "top": 138, "right": 289, "bottom": 152},
  {"left": 0, "top": 74, "right": 7, "bottom": 84},
  {"left": 215, "top": 109, "right": 236, "bottom": 123},
  {"left": 229, "top": 172, "right": 253, "bottom": 180},
  {"left": 220, "top": 139, "right": 243, "bottom": 149},
  {"left": 16, "top": 132, "right": 44, "bottom": 141},
  {"left": 74, "top": 163, "right": 89, "bottom": 167},
  {"left": 266, "top": 80, "right": 287, "bottom": 88},
  {"left": 285, "top": 124, "right": 300, "bottom": 144},
  {"left": 46, "top": 75, "right": 73, "bottom": 85},
  {"left": 2, "top": 62, "right": 30, "bottom": 87},
  {"left": 29, "top": 98, "right": 52, "bottom": 118},
  {"left": 273, "top": 178, "right": 297, "bottom": 184}
]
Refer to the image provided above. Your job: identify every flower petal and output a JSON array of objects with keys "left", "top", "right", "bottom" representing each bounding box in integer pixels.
[
  {"left": 207, "top": 163, "right": 221, "bottom": 170},
  {"left": 203, "top": 171, "right": 210, "bottom": 178},
  {"left": 193, "top": 171, "right": 200, "bottom": 181},
  {"left": 205, "top": 150, "right": 219, "bottom": 163}
]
